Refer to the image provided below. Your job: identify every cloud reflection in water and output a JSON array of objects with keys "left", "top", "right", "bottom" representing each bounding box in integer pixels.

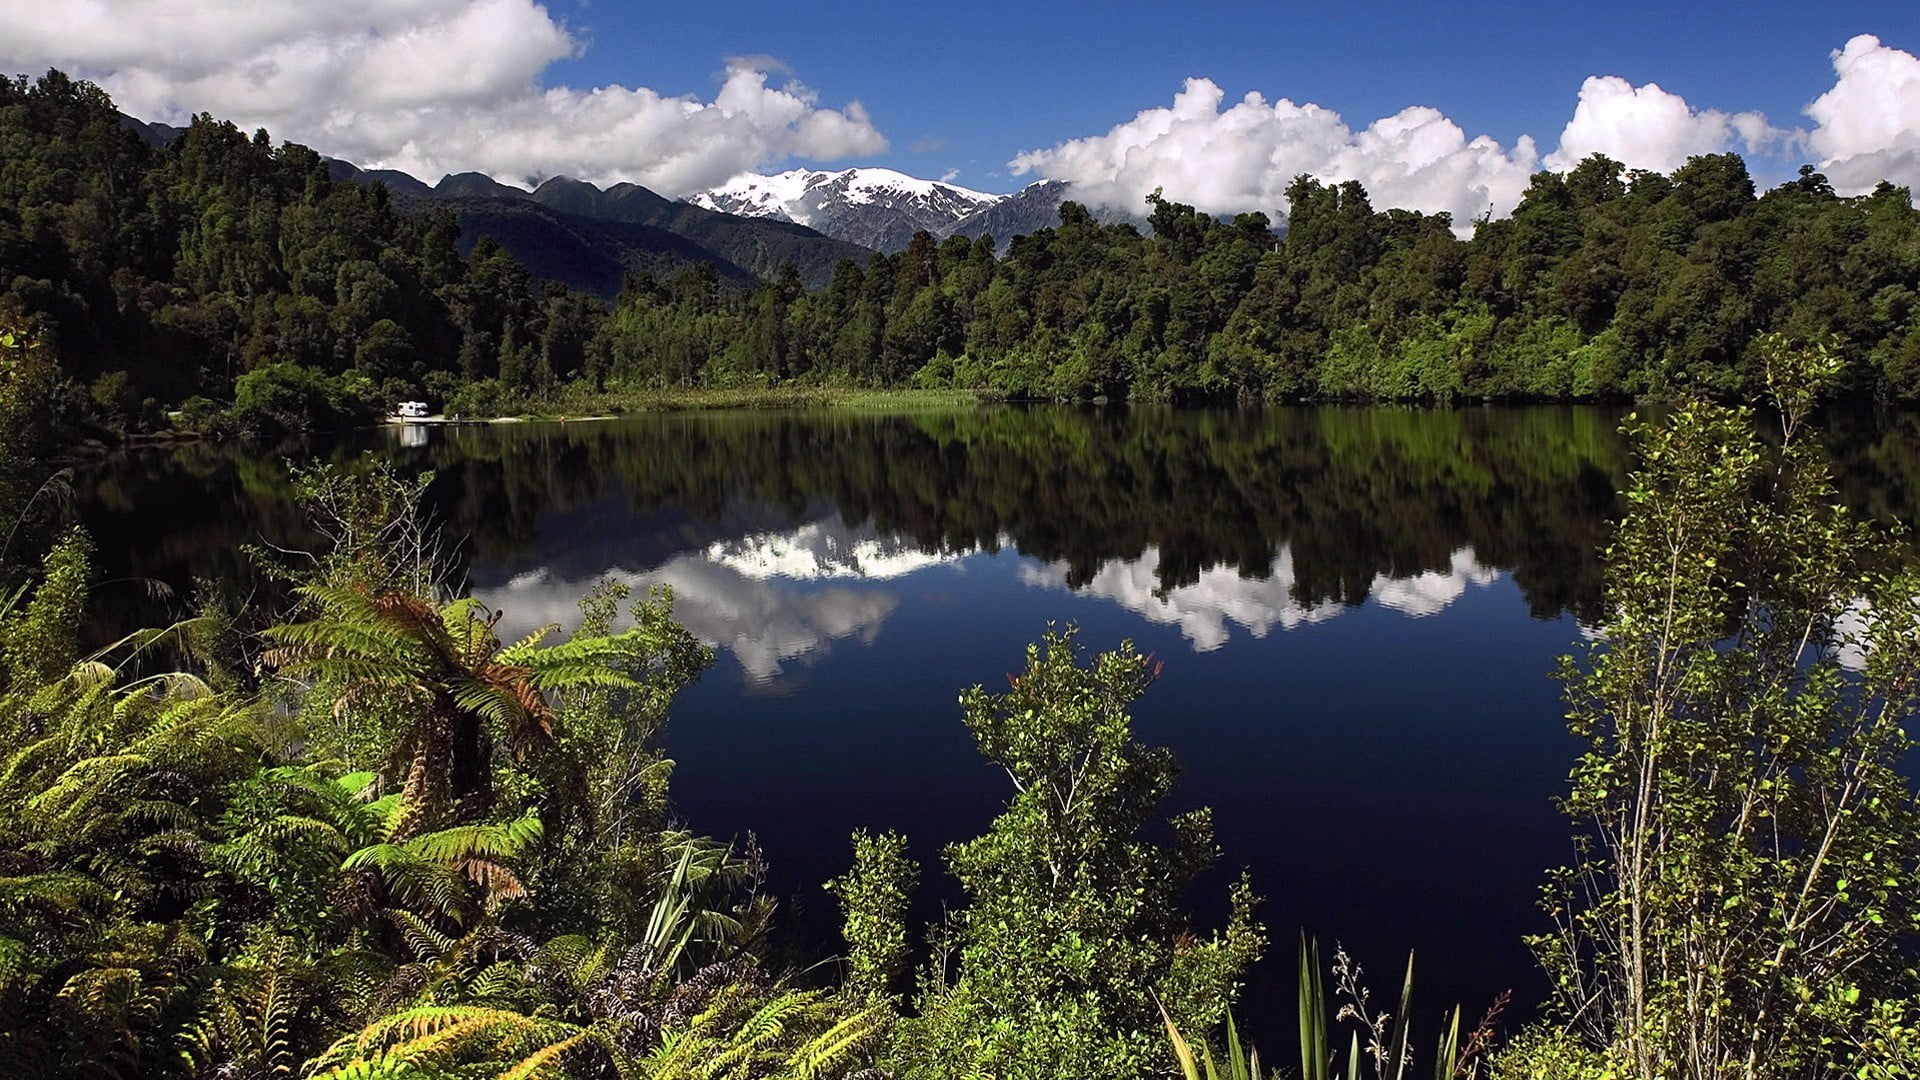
[
  {"left": 1021, "top": 545, "right": 1500, "bottom": 651},
  {"left": 476, "top": 515, "right": 971, "bottom": 684},
  {"left": 479, "top": 507, "right": 1506, "bottom": 680}
]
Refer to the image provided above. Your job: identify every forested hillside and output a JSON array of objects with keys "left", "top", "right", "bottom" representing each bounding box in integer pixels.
[
  {"left": 2, "top": 71, "right": 606, "bottom": 437},
  {"left": 5, "top": 69, "right": 1920, "bottom": 437},
  {"left": 601, "top": 164, "right": 1920, "bottom": 403},
  {"left": 322, "top": 163, "right": 878, "bottom": 295}
]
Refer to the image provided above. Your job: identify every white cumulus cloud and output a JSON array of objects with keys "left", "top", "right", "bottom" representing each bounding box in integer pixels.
[
  {"left": 1545, "top": 75, "right": 1786, "bottom": 173},
  {"left": 1009, "top": 78, "right": 1539, "bottom": 231},
  {"left": 1806, "top": 34, "right": 1920, "bottom": 195},
  {"left": 1011, "top": 36, "right": 1920, "bottom": 228},
  {"left": 0, "top": 0, "right": 887, "bottom": 193}
]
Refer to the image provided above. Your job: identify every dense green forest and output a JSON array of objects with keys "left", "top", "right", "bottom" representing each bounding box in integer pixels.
[
  {"left": 1, "top": 71, "right": 602, "bottom": 438},
  {"left": 5, "top": 70, "right": 1920, "bottom": 439},
  {"left": 598, "top": 163, "right": 1920, "bottom": 406}
]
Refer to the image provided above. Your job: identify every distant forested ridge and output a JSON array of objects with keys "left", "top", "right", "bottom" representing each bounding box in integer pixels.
[
  {"left": 4, "top": 70, "right": 1919, "bottom": 439},
  {"left": 319, "top": 163, "right": 878, "bottom": 296},
  {"left": 604, "top": 161, "right": 1920, "bottom": 404}
]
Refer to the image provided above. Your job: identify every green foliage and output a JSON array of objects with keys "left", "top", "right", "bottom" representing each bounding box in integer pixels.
[
  {"left": 0, "top": 306, "right": 64, "bottom": 541},
  {"left": 0, "top": 538, "right": 271, "bottom": 1075},
  {"left": 0, "top": 70, "right": 561, "bottom": 435},
  {"left": 884, "top": 627, "right": 1264, "bottom": 1080},
  {"left": 0, "top": 305, "right": 60, "bottom": 444},
  {"left": 0, "top": 529, "right": 89, "bottom": 695},
  {"left": 0, "top": 464, "right": 779, "bottom": 1078},
  {"left": 9, "top": 66, "right": 1920, "bottom": 424},
  {"left": 638, "top": 983, "right": 888, "bottom": 1080},
  {"left": 229, "top": 361, "right": 379, "bottom": 439},
  {"left": 827, "top": 829, "right": 917, "bottom": 1002},
  {"left": 583, "top": 157, "right": 1920, "bottom": 407},
  {"left": 1528, "top": 349, "right": 1920, "bottom": 1078},
  {"left": 1164, "top": 1005, "right": 1260, "bottom": 1080},
  {"left": 1488, "top": 1026, "right": 1617, "bottom": 1080},
  {"left": 1166, "top": 935, "right": 1504, "bottom": 1080},
  {"left": 305, "top": 970, "right": 887, "bottom": 1079},
  {"left": 259, "top": 489, "right": 692, "bottom": 839}
]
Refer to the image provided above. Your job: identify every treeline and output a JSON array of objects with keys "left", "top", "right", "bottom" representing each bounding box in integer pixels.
[
  {"left": 599, "top": 162, "right": 1920, "bottom": 403},
  {"left": 7, "top": 68, "right": 1920, "bottom": 433},
  {"left": 1, "top": 71, "right": 606, "bottom": 438}
]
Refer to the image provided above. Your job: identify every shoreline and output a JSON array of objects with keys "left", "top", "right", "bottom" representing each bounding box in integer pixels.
[{"left": 411, "top": 386, "right": 1002, "bottom": 424}]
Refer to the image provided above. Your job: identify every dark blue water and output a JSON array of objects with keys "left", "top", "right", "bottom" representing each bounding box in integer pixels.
[
  {"left": 637, "top": 545, "right": 1584, "bottom": 1031},
  {"left": 78, "top": 404, "right": 1644, "bottom": 1040}
]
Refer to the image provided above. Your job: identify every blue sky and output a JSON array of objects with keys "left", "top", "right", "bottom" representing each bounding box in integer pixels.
[
  {"left": 2, "top": 1, "right": 1915, "bottom": 221},
  {"left": 546, "top": 0, "right": 1916, "bottom": 190}
]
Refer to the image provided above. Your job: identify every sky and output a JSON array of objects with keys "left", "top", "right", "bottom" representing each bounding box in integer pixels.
[{"left": 3, "top": 0, "right": 1917, "bottom": 224}]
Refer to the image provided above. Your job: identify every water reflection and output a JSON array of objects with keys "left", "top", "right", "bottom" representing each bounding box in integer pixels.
[
  {"left": 485, "top": 560, "right": 901, "bottom": 685},
  {"left": 74, "top": 404, "right": 1637, "bottom": 642},
  {"left": 705, "top": 517, "right": 979, "bottom": 582},
  {"left": 1371, "top": 547, "right": 1502, "bottom": 617},
  {"left": 1021, "top": 545, "right": 1499, "bottom": 650},
  {"left": 66, "top": 403, "right": 1920, "bottom": 1043},
  {"left": 394, "top": 404, "right": 1629, "bottom": 620},
  {"left": 475, "top": 513, "right": 983, "bottom": 684}
]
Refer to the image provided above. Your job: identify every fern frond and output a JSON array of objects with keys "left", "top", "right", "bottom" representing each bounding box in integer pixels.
[
  {"left": 786, "top": 1002, "right": 888, "bottom": 1079},
  {"left": 464, "top": 960, "right": 528, "bottom": 1003},
  {"left": 496, "top": 624, "right": 558, "bottom": 660},
  {"left": 386, "top": 909, "right": 457, "bottom": 963},
  {"left": 256, "top": 813, "right": 352, "bottom": 852},
  {"left": 0, "top": 870, "right": 111, "bottom": 913},
  {"left": 0, "top": 934, "right": 29, "bottom": 984},
  {"left": 407, "top": 816, "right": 543, "bottom": 864},
  {"left": 496, "top": 1027, "right": 590, "bottom": 1080},
  {"left": 459, "top": 860, "right": 528, "bottom": 905}
]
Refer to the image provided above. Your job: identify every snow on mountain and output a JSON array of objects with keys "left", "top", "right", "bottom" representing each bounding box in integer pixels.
[
  {"left": 694, "top": 170, "right": 826, "bottom": 223},
  {"left": 693, "top": 167, "right": 1004, "bottom": 252}
]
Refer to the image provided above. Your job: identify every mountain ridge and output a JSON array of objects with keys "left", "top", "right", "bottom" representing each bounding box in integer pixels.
[
  {"left": 320, "top": 159, "right": 875, "bottom": 296},
  {"left": 695, "top": 169, "right": 1158, "bottom": 252},
  {"left": 693, "top": 167, "right": 1002, "bottom": 251},
  {"left": 118, "top": 112, "right": 1135, "bottom": 274}
]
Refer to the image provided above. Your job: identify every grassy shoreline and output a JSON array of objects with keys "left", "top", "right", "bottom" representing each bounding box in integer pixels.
[{"left": 454, "top": 386, "right": 1001, "bottom": 421}]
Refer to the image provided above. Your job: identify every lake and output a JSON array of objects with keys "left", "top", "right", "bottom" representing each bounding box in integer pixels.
[{"left": 77, "top": 402, "right": 1916, "bottom": 1044}]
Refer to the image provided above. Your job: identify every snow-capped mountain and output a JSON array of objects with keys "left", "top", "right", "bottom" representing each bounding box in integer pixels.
[{"left": 693, "top": 168, "right": 1003, "bottom": 252}]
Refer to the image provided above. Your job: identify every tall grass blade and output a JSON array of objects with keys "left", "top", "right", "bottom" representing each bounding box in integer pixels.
[
  {"left": 1299, "top": 933, "right": 1329, "bottom": 1080},
  {"left": 1433, "top": 1005, "right": 1460, "bottom": 1080},
  {"left": 1387, "top": 951, "right": 1415, "bottom": 1080},
  {"left": 1160, "top": 1001, "right": 1202, "bottom": 1080},
  {"left": 1225, "top": 1012, "right": 1246, "bottom": 1080}
]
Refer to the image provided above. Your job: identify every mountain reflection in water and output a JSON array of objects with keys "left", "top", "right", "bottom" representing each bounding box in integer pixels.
[
  {"left": 66, "top": 402, "right": 1684, "bottom": 1032},
  {"left": 478, "top": 510, "right": 1505, "bottom": 680},
  {"left": 75, "top": 403, "right": 1635, "bottom": 637},
  {"left": 477, "top": 514, "right": 951, "bottom": 684},
  {"left": 71, "top": 403, "right": 1920, "bottom": 1046}
]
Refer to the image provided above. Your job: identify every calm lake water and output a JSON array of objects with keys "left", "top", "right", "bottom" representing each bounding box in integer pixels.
[{"left": 70, "top": 403, "right": 1920, "bottom": 1041}]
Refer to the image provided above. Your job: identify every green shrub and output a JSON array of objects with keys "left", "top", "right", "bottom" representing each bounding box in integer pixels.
[
  {"left": 880, "top": 628, "right": 1263, "bottom": 1080},
  {"left": 228, "top": 362, "right": 376, "bottom": 438}
]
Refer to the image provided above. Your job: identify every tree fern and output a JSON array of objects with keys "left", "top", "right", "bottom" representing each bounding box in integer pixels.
[
  {"left": 641, "top": 983, "right": 884, "bottom": 1080},
  {"left": 263, "top": 584, "right": 648, "bottom": 835},
  {"left": 309, "top": 1004, "right": 586, "bottom": 1079}
]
